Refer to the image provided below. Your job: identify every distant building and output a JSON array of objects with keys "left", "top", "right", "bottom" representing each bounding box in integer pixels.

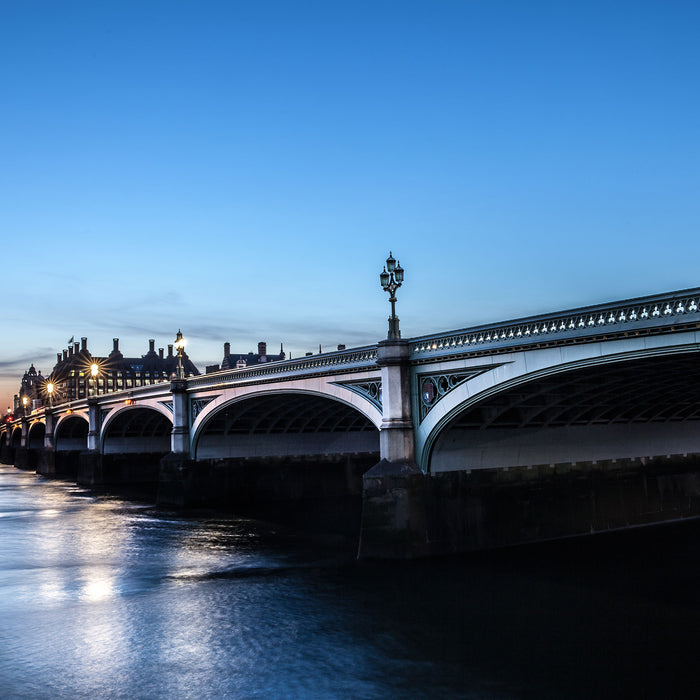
[
  {"left": 14, "top": 364, "right": 45, "bottom": 413},
  {"left": 206, "top": 341, "right": 285, "bottom": 374},
  {"left": 22, "top": 337, "right": 200, "bottom": 406}
]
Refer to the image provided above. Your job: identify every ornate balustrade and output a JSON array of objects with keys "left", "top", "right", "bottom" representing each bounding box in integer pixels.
[
  {"left": 186, "top": 346, "right": 379, "bottom": 390},
  {"left": 411, "top": 287, "right": 700, "bottom": 359}
]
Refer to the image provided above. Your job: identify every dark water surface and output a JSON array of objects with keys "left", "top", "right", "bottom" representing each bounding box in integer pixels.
[{"left": 1, "top": 464, "right": 699, "bottom": 699}]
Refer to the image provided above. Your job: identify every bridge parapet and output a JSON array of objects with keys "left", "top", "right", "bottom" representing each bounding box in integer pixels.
[
  {"left": 186, "top": 345, "right": 379, "bottom": 389},
  {"left": 411, "top": 287, "right": 700, "bottom": 360}
]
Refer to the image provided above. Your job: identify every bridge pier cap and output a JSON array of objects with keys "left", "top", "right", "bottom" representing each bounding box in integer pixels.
[
  {"left": 87, "top": 398, "right": 99, "bottom": 452},
  {"left": 376, "top": 338, "right": 415, "bottom": 464},
  {"left": 44, "top": 409, "right": 55, "bottom": 450},
  {"left": 170, "top": 378, "right": 190, "bottom": 455}
]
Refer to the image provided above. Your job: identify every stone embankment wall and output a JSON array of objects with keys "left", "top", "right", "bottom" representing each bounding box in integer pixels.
[{"left": 360, "top": 455, "right": 700, "bottom": 558}]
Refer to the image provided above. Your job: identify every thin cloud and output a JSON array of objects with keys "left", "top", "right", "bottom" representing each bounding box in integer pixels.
[{"left": 0, "top": 348, "right": 56, "bottom": 370}]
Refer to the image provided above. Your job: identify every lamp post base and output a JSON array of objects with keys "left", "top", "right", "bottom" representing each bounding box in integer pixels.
[{"left": 387, "top": 316, "right": 401, "bottom": 339}]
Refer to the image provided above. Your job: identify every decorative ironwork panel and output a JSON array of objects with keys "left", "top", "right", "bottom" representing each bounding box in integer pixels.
[
  {"left": 159, "top": 401, "right": 174, "bottom": 414},
  {"left": 334, "top": 379, "right": 382, "bottom": 411},
  {"left": 191, "top": 397, "right": 216, "bottom": 421},
  {"left": 417, "top": 368, "right": 495, "bottom": 421},
  {"left": 98, "top": 408, "right": 112, "bottom": 431}
]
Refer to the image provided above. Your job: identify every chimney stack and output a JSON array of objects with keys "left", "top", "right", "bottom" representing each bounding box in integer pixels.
[
  {"left": 74, "top": 342, "right": 80, "bottom": 355},
  {"left": 81, "top": 337, "right": 87, "bottom": 352},
  {"left": 159, "top": 348, "right": 164, "bottom": 359},
  {"left": 168, "top": 344, "right": 173, "bottom": 357},
  {"left": 68, "top": 345, "right": 74, "bottom": 357},
  {"left": 258, "top": 341, "right": 267, "bottom": 357},
  {"left": 149, "top": 339, "right": 155, "bottom": 353},
  {"left": 113, "top": 338, "right": 119, "bottom": 352},
  {"left": 57, "top": 353, "right": 62, "bottom": 363},
  {"left": 224, "top": 342, "right": 231, "bottom": 357},
  {"left": 63, "top": 349, "right": 68, "bottom": 360}
]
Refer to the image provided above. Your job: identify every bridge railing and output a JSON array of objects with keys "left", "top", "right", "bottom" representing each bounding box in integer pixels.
[
  {"left": 186, "top": 345, "right": 379, "bottom": 390},
  {"left": 411, "top": 287, "right": 700, "bottom": 358}
]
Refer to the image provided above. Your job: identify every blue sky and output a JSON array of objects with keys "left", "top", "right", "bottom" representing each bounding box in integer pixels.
[{"left": 2, "top": 1, "right": 699, "bottom": 410}]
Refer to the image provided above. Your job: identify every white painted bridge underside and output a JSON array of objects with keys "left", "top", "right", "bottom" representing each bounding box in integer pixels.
[{"left": 431, "top": 421, "right": 700, "bottom": 471}]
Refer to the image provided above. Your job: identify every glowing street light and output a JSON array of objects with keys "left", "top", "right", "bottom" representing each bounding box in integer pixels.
[
  {"left": 21, "top": 395, "right": 29, "bottom": 416},
  {"left": 90, "top": 363, "right": 100, "bottom": 397},
  {"left": 46, "top": 382, "right": 54, "bottom": 408},
  {"left": 379, "top": 251, "right": 405, "bottom": 340},
  {"left": 174, "top": 330, "right": 186, "bottom": 379}
]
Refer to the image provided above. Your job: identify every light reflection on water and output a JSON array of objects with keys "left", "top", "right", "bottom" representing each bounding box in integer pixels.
[{"left": 2, "top": 464, "right": 700, "bottom": 699}]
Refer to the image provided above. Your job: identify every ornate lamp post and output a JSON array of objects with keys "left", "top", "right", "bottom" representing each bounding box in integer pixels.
[
  {"left": 21, "top": 395, "right": 29, "bottom": 417},
  {"left": 379, "top": 251, "right": 405, "bottom": 340},
  {"left": 46, "top": 382, "right": 54, "bottom": 408},
  {"left": 174, "top": 330, "right": 186, "bottom": 379}
]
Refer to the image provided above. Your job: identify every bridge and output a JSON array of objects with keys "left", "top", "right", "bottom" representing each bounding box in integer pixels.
[{"left": 2, "top": 286, "right": 700, "bottom": 558}]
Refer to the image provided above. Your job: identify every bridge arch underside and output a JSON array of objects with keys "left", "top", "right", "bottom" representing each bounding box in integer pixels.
[
  {"left": 55, "top": 416, "right": 89, "bottom": 451},
  {"left": 11, "top": 428, "right": 21, "bottom": 447},
  {"left": 196, "top": 393, "right": 379, "bottom": 460},
  {"left": 102, "top": 408, "right": 172, "bottom": 454},
  {"left": 27, "top": 422, "right": 45, "bottom": 449},
  {"left": 431, "top": 352, "right": 700, "bottom": 472}
]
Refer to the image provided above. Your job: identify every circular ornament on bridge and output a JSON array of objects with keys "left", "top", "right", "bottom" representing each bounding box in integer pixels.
[{"left": 422, "top": 379, "right": 437, "bottom": 405}]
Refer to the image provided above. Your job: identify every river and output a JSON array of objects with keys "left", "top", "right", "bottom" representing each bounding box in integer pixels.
[{"left": 1, "top": 463, "right": 699, "bottom": 699}]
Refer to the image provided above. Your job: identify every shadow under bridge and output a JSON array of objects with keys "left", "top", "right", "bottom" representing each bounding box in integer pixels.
[
  {"left": 194, "top": 392, "right": 379, "bottom": 460},
  {"left": 430, "top": 350, "right": 700, "bottom": 472},
  {"left": 55, "top": 415, "right": 89, "bottom": 451},
  {"left": 102, "top": 407, "right": 172, "bottom": 454}
]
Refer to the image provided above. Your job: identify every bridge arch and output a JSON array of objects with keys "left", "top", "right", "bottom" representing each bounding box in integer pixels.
[
  {"left": 10, "top": 426, "right": 22, "bottom": 448},
  {"left": 100, "top": 405, "right": 173, "bottom": 454},
  {"left": 193, "top": 390, "right": 380, "bottom": 460},
  {"left": 55, "top": 414, "right": 89, "bottom": 451},
  {"left": 422, "top": 345, "right": 700, "bottom": 472},
  {"left": 27, "top": 421, "right": 46, "bottom": 449}
]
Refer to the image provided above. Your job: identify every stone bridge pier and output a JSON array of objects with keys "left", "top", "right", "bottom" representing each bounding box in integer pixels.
[{"left": 358, "top": 339, "right": 430, "bottom": 558}]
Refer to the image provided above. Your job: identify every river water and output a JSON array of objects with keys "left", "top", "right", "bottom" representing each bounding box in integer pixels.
[{"left": 1, "top": 463, "right": 699, "bottom": 699}]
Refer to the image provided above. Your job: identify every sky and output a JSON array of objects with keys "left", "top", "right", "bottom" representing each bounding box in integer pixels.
[{"left": 1, "top": 0, "right": 699, "bottom": 410}]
